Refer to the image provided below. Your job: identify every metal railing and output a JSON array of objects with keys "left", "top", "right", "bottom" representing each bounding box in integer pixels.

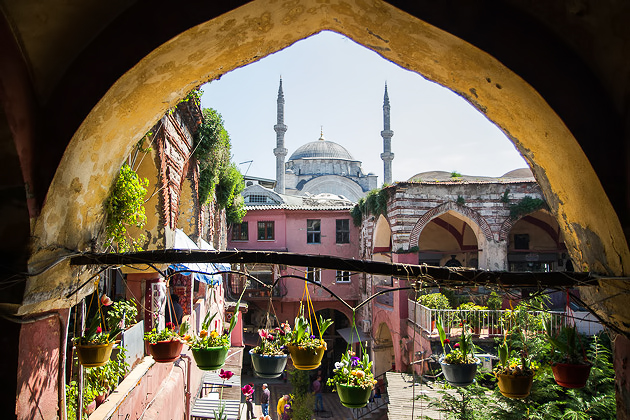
[{"left": 407, "top": 300, "right": 571, "bottom": 337}]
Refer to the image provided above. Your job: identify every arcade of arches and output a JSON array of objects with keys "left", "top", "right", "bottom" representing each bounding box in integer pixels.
[{"left": 2, "top": 0, "right": 630, "bottom": 417}]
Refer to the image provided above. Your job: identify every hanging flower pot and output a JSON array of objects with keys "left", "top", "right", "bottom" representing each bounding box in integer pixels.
[
  {"left": 250, "top": 350, "right": 288, "bottom": 378},
  {"left": 192, "top": 346, "right": 229, "bottom": 370},
  {"left": 439, "top": 357, "right": 480, "bottom": 387},
  {"left": 552, "top": 362, "right": 592, "bottom": 388},
  {"left": 288, "top": 344, "right": 326, "bottom": 370},
  {"left": 76, "top": 342, "right": 114, "bottom": 367},
  {"left": 148, "top": 340, "right": 184, "bottom": 363},
  {"left": 336, "top": 383, "right": 372, "bottom": 408},
  {"left": 496, "top": 373, "right": 534, "bottom": 399}
]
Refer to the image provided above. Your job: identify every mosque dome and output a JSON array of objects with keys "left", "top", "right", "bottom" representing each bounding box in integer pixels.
[{"left": 289, "top": 135, "right": 355, "bottom": 161}]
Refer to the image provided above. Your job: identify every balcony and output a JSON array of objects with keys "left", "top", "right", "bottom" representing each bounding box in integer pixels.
[{"left": 407, "top": 300, "right": 601, "bottom": 338}]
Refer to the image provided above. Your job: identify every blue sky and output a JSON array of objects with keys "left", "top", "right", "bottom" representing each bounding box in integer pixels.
[{"left": 200, "top": 31, "right": 527, "bottom": 184}]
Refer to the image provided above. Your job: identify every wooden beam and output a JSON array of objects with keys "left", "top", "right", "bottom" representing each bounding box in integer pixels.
[{"left": 69, "top": 250, "right": 596, "bottom": 288}]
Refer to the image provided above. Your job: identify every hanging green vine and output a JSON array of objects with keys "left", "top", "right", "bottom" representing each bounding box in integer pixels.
[
  {"left": 105, "top": 163, "right": 149, "bottom": 252},
  {"left": 194, "top": 107, "right": 246, "bottom": 223},
  {"left": 350, "top": 187, "right": 389, "bottom": 226}
]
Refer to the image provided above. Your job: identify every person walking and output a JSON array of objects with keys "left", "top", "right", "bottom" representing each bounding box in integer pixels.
[
  {"left": 277, "top": 394, "right": 288, "bottom": 420},
  {"left": 246, "top": 382, "right": 255, "bottom": 420},
  {"left": 312, "top": 375, "right": 324, "bottom": 412},
  {"left": 261, "top": 383, "right": 270, "bottom": 416}
]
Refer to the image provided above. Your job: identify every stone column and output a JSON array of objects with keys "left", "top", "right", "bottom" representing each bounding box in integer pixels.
[{"left": 274, "top": 78, "right": 288, "bottom": 193}]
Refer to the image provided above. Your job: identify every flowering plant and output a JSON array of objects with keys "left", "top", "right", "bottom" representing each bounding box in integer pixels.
[
  {"left": 73, "top": 295, "right": 122, "bottom": 345},
  {"left": 186, "top": 295, "right": 242, "bottom": 350},
  {"left": 212, "top": 369, "right": 234, "bottom": 420},
  {"left": 437, "top": 318, "right": 478, "bottom": 364},
  {"left": 287, "top": 307, "right": 333, "bottom": 352},
  {"left": 493, "top": 338, "right": 537, "bottom": 377},
  {"left": 144, "top": 322, "right": 189, "bottom": 344},
  {"left": 327, "top": 350, "right": 377, "bottom": 389},
  {"left": 252, "top": 323, "right": 291, "bottom": 356}
]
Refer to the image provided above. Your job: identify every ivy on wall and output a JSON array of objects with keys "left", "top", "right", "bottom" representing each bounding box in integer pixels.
[
  {"left": 105, "top": 163, "right": 149, "bottom": 252},
  {"left": 509, "top": 195, "right": 547, "bottom": 219},
  {"left": 351, "top": 187, "right": 389, "bottom": 226},
  {"left": 194, "top": 107, "right": 246, "bottom": 224}
]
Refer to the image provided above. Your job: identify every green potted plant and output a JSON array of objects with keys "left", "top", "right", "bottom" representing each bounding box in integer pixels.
[
  {"left": 493, "top": 335, "right": 537, "bottom": 398},
  {"left": 73, "top": 296, "right": 122, "bottom": 367},
  {"left": 327, "top": 350, "right": 377, "bottom": 408},
  {"left": 186, "top": 307, "right": 239, "bottom": 370},
  {"left": 144, "top": 322, "right": 188, "bottom": 363},
  {"left": 417, "top": 292, "right": 451, "bottom": 331},
  {"left": 106, "top": 298, "right": 138, "bottom": 330},
  {"left": 85, "top": 347, "right": 129, "bottom": 407},
  {"left": 436, "top": 320, "right": 480, "bottom": 387},
  {"left": 544, "top": 322, "right": 592, "bottom": 388},
  {"left": 250, "top": 323, "right": 291, "bottom": 378},
  {"left": 457, "top": 302, "right": 488, "bottom": 334},
  {"left": 286, "top": 307, "right": 333, "bottom": 370}
]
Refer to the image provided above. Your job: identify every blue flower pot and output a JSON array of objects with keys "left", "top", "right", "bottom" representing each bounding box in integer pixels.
[
  {"left": 250, "top": 350, "right": 288, "bottom": 378},
  {"left": 439, "top": 357, "right": 479, "bottom": 387}
]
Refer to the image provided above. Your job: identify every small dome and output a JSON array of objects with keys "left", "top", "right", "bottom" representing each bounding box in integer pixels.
[
  {"left": 501, "top": 168, "right": 534, "bottom": 178},
  {"left": 289, "top": 139, "right": 355, "bottom": 161}
]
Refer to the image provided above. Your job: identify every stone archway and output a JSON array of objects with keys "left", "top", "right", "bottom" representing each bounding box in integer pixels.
[
  {"left": 22, "top": 0, "right": 629, "bottom": 337},
  {"left": 408, "top": 203, "right": 492, "bottom": 269}
]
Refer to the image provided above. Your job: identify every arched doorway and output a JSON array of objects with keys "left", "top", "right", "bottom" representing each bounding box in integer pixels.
[
  {"left": 373, "top": 322, "right": 395, "bottom": 377},
  {"left": 506, "top": 210, "right": 567, "bottom": 272},
  {"left": 417, "top": 210, "right": 482, "bottom": 268}
]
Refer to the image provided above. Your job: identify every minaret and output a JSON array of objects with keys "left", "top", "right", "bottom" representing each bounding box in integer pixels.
[
  {"left": 380, "top": 83, "right": 394, "bottom": 185},
  {"left": 274, "top": 78, "right": 288, "bottom": 193}
]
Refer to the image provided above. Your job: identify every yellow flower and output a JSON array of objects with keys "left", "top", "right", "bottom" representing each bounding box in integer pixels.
[
  {"left": 356, "top": 370, "right": 365, "bottom": 379},
  {"left": 210, "top": 331, "right": 219, "bottom": 339},
  {"left": 199, "top": 330, "right": 208, "bottom": 338},
  {"left": 183, "top": 334, "right": 191, "bottom": 341}
]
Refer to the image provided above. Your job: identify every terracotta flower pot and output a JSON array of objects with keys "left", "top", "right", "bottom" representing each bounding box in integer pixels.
[
  {"left": 250, "top": 350, "right": 288, "bottom": 378},
  {"left": 496, "top": 373, "right": 534, "bottom": 399},
  {"left": 336, "top": 383, "right": 372, "bottom": 408},
  {"left": 552, "top": 362, "right": 592, "bottom": 388},
  {"left": 76, "top": 342, "right": 114, "bottom": 367},
  {"left": 148, "top": 340, "right": 183, "bottom": 363},
  {"left": 439, "top": 358, "right": 479, "bottom": 387},
  {"left": 287, "top": 344, "right": 325, "bottom": 370},
  {"left": 192, "top": 346, "right": 229, "bottom": 370},
  {"left": 95, "top": 390, "right": 109, "bottom": 407},
  {"left": 84, "top": 400, "right": 97, "bottom": 415}
]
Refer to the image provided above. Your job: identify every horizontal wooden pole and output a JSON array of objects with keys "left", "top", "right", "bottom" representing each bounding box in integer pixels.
[{"left": 69, "top": 250, "right": 596, "bottom": 288}]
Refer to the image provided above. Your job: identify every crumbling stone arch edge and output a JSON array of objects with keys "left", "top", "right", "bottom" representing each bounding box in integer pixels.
[
  {"left": 25, "top": 0, "right": 630, "bottom": 315},
  {"left": 407, "top": 202, "right": 493, "bottom": 249}
]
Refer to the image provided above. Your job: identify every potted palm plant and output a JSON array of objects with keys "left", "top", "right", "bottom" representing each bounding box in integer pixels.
[
  {"left": 493, "top": 336, "right": 537, "bottom": 398},
  {"left": 144, "top": 322, "right": 188, "bottom": 363},
  {"left": 73, "top": 299, "right": 122, "bottom": 367},
  {"left": 544, "top": 322, "right": 592, "bottom": 388},
  {"left": 327, "top": 350, "right": 377, "bottom": 408},
  {"left": 250, "top": 323, "right": 291, "bottom": 378},
  {"left": 436, "top": 320, "right": 480, "bottom": 387},
  {"left": 286, "top": 307, "right": 333, "bottom": 370}
]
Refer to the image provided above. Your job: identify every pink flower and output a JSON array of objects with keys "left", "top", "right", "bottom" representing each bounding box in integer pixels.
[
  {"left": 166, "top": 322, "right": 175, "bottom": 330},
  {"left": 241, "top": 384, "right": 254, "bottom": 395},
  {"left": 444, "top": 338, "right": 450, "bottom": 344},
  {"left": 454, "top": 343, "right": 460, "bottom": 348},
  {"left": 266, "top": 334, "right": 274, "bottom": 341},
  {"left": 258, "top": 329, "right": 268, "bottom": 339},
  {"left": 219, "top": 369, "right": 234, "bottom": 380},
  {"left": 100, "top": 294, "right": 113, "bottom": 306},
  {"left": 96, "top": 326, "right": 102, "bottom": 333}
]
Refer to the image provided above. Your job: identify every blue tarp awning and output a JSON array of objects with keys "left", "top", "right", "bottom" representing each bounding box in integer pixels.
[{"left": 168, "top": 229, "right": 231, "bottom": 285}]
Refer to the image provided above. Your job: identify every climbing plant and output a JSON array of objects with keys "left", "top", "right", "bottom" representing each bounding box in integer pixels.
[
  {"left": 105, "top": 163, "right": 149, "bottom": 252},
  {"left": 350, "top": 187, "right": 389, "bottom": 226},
  {"left": 194, "top": 107, "right": 246, "bottom": 222},
  {"left": 509, "top": 196, "right": 547, "bottom": 219}
]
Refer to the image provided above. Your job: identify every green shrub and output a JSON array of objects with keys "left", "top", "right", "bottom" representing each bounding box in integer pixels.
[{"left": 418, "top": 292, "right": 451, "bottom": 310}]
